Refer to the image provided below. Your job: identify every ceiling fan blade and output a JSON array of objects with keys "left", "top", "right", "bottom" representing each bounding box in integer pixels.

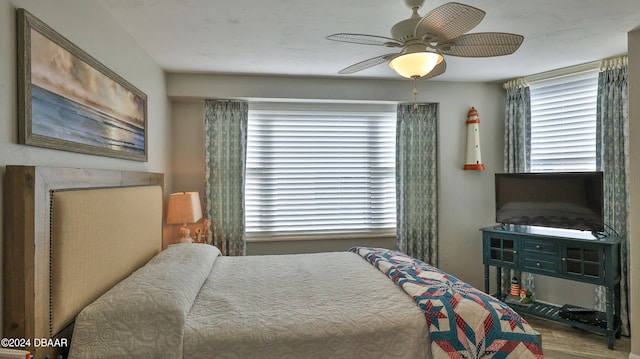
[
  {"left": 415, "top": 2, "right": 485, "bottom": 42},
  {"left": 418, "top": 58, "right": 447, "bottom": 80},
  {"left": 440, "top": 32, "right": 524, "bottom": 57},
  {"left": 326, "top": 33, "right": 403, "bottom": 47},
  {"left": 338, "top": 53, "right": 398, "bottom": 74}
]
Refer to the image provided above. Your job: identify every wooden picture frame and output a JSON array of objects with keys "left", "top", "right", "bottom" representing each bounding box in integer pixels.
[{"left": 16, "top": 9, "right": 148, "bottom": 161}]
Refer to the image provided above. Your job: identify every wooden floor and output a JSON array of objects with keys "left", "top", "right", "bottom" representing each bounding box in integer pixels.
[{"left": 522, "top": 315, "right": 631, "bottom": 359}]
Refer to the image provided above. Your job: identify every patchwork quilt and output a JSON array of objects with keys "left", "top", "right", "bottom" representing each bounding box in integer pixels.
[{"left": 350, "top": 247, "right": 544, "bottom": 359}]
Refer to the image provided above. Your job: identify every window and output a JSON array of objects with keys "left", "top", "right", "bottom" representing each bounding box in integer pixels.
[
  {"left": 529, "top": 70, "right": 599, "bottom": 172},
  {"left": 246, "top": 102, "right": 396, "bottom": 241}
]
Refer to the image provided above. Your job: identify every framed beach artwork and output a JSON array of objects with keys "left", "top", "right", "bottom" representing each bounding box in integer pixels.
[{"left": 17, "top": 9, "right": 148, "bottom": 161}]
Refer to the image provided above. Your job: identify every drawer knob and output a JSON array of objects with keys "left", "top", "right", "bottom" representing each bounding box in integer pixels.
[
  {"left": 536, "top": 262, "right": 541, "bottom": 267},
  {"left": 536, "top": 245, "right": 541, "bottom": 249},
  {"left": 562, "top": 257, "right": 567, "bottom": 262}
]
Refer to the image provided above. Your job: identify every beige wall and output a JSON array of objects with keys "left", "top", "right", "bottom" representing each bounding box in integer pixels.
[{"left": 0, "top": 0, "right": 172, "bottom": 336}]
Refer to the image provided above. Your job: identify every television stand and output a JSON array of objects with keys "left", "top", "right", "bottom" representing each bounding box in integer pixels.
[{"left": 481, "top": 225, "right": 622, "bottom": 349}]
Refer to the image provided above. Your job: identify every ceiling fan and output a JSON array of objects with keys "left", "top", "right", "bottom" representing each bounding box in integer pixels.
[{"left": 326, "top": 0, "right": 524, "bottom": 80}]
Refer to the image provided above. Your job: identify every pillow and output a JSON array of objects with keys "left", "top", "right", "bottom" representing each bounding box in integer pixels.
[{"left": 69, "top": 244, "right": 220, "bottom": 359}]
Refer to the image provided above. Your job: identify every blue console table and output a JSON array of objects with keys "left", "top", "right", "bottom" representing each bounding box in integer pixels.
[{"left": 481, "top": 225, "right": 622, "bottom": 349}]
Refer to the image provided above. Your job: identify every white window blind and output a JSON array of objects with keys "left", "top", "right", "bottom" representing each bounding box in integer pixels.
[
  {"left": 246, "top": 102, "right": 396, "bottom": 241},
  {"left": 530, "top": 70, "right": 598, "bottom": 172}
]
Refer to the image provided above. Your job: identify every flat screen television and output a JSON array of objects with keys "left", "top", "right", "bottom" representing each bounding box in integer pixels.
[{"left": 495, "top": 172, "right": 604, "bottom": 232}]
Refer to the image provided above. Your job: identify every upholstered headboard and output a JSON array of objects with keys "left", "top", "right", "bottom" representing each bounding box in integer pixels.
[
  {"left": 3, "top": 166, "right": 164, "bottom": 358},
  {"left": 50, "top": 186, "right": 162, "bottom": 336}
]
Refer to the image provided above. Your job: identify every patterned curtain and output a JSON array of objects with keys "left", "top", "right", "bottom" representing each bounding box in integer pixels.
[
  {"left": 595, "top": 56, "right": 630, "bottom": 336},
  {"left": 396, "top": 103, "right": 438, "bottom": 265},
  {"left": 204, "top": 100, "right": 248, "bottom": 256},
  {"left": 503, "top": 79, "right": 531, "bottom": 173},
  {"left": 502, "top": 79, "right": 533, "bottom": 295}
]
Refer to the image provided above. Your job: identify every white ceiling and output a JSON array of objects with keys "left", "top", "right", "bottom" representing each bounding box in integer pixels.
[{"left": 99, "top": 0, "right": 640, "bottom": 82}]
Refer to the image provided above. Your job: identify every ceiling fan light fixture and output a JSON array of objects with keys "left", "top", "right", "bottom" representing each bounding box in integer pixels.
[
  {"left": 327, "top": 1, "right": 522, "bottom": 79},
  {"left": 389, "top": 51, "right": 443, "bottom": 78}
]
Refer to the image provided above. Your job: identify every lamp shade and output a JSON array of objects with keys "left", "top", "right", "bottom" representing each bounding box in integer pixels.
[
  {"left": 166, "top": 192, "right": 203, "bottom": 225},
  {"left": 389, "top": 51, "right": 443, "bottom": 78}
]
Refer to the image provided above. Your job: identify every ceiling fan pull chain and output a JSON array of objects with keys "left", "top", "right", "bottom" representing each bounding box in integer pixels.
[{"left": 413, "top": 77, "right": 419, "bottom": 110}]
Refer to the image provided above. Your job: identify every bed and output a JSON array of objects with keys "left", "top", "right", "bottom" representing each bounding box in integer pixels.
[{"left": 3, "top": 166, "right": 543, "bottom": 358}]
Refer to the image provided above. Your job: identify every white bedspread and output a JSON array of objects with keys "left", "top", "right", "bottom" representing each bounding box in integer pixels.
[
  {"left": 69, "top": 245, "right": 430, "bottom": 359},
  {"left": 185, "top": 251, "right": 429, "bottom": 358}
]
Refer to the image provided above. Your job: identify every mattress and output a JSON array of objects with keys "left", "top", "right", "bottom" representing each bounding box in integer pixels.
[{"left": 69, "top": 245, "right": 430, "bottom": 359}]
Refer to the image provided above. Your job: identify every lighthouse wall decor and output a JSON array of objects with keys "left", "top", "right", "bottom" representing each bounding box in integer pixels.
[{"left": 464, "top": 107, "right": 485, "bottom": 171}]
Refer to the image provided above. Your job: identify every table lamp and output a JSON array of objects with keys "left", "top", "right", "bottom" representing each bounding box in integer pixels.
[{"left": 166, "top": 191, "right": 203, "bottom": 243}]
